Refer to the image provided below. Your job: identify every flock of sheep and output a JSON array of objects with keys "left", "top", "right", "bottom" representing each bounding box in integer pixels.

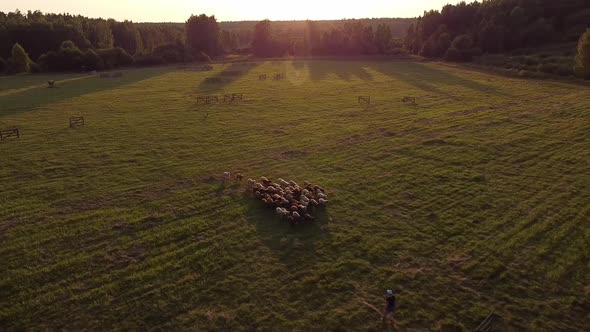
[{"left": 223, "top": 172, "right": 328, "bottom": 224}]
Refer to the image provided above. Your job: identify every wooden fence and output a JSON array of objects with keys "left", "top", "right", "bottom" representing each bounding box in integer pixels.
[
  {"left": 475, "top": 311, "right": 497, "bottom": 332},
  {"left": 0, "top": 129, "right": 19, "bottom": 141},
  {"left": 197, "top": 95, "right": 220, "bottom": 104},
  {"left": 402, "top": 96, "right": 416, "bottom": 104},
  {"left": 69, "top": 117, "right": 85, "bottom": 128},
  {"left": 358, "top": 96, "right": 371, "bottom": 104},
  {"left": 223, "top": 93, "right": 244, "bottom": 103}
]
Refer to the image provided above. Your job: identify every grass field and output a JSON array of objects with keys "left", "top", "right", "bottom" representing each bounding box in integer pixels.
[{"left": 1, "top": 60, "right": 589, "bottom": 331}]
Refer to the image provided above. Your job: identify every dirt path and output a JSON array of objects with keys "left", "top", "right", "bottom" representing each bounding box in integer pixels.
[{"left": 0, "top": 74, "right": 96, "bottom": 97}]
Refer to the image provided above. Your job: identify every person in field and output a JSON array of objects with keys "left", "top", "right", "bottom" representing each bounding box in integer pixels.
[{"left": 383, "top": 289, "right": 396, "bottom": 322}]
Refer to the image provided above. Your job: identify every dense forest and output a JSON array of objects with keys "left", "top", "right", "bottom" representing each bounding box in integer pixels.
[
  {"left": 0, "top": 0, "right": 589, "bottom": 79},
  {"left": 405, "top": 0, "right": 589, "bottom": 77},
  {"left": 0, "top": 10, "right": 412, "bottom": 74}
]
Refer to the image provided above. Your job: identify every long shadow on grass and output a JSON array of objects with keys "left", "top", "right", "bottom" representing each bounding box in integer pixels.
[
  {"left": 244, "top": 199, "right": 331, "bottom": 267},
  {"left": 0, "top": 67, "right": 174, "bottom": 117},
  {"left": 197, "top": 62, "right": 261, "bottom": 93},
  {"left": 369, "top": 62, "right": 509, "bottom": 96},
  {"left": 307, "top": 60, "right": 373, "bottom": 81}
]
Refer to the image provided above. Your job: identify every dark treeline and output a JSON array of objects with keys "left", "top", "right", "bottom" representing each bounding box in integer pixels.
[
  {"left": 251, "top": 19, "right": 411, "bottom": 57},
  {"left": 0, "top": 3, "right": 588, "bottom": 78},
  {"left": 0, "top": 10, "right": 202, "bottom": 73},
  {"left": 405, "top": 0, "right": 590, "bottom": 61},
  {"left": 220, "top": 18, "right": 414, "bottom": 49},
  {"left": 0, "top": 10, "right": 413, "bottom": 75}
]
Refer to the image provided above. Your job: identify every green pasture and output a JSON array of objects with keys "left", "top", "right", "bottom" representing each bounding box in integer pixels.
[{"left": 1, "top": 60, "right": 588, "bottom": 331}]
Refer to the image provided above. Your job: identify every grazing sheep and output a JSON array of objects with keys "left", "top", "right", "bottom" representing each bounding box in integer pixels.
[
  {"left": 276, "top": 207, "right": 289, "bottom": 217},
  {"left": 235, "top": 173, "right": 244, "bottom": 182},
  {"left": 248, "top": 176, "right": 328, "bottom": 224},
  {"left": 223, "top": 172, "right": 231, "bottom": 181}
]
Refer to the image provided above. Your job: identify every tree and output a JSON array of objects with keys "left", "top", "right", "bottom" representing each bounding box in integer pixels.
[
  {"left": 0, "top": 56, "right": 6, "bottom": 73},
  {"left": 252, "top": 20, "right": 273, "bottom": 57},
  {"left": 220, "top": 30, "right": 238, "bottom": 53},
  {"left": 185, "top": 14, "right": 221, "bottom": 57},
  {"left": 375, "top": 24, "right": 392, "bottom": 53},
  {"left": 574, "top": 29, "right": 590, "bottom": 79},
  {"left": 111, "top": 20, "right": 142, "bottom": 55},
  {"left": 88, "top": 20, "right": 114, "bottom": 49},
  {"left": 304, "top": 20, "right": 322, "bottom": 55},
  {"left": 9, "top": 43, "right": 31, "bottom": 73},
  {"left": 81, "top": 49, "right": 102, "bottom": 70}
]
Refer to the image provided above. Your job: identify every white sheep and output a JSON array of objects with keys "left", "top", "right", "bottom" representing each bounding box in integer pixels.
[
  {"left": 223, "top": 172, "right": 231, "bottom": 181},
  {"left": 319, "top": 198, "right": 329, "bottom": 205},
  {"left": 276, "top": 207, "right": 289, "bottom": 217},
  {"left": 278, "top": 178, "right": 290, "bottom": 186},
  {"left": 247, "top": 178, "right": 256, "bottom": 188}
]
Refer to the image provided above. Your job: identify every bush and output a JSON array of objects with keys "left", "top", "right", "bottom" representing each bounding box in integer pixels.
[
  {"left": 133, "top": 53, "right": 165, "bottom": 66},
  {"left": 574, "top": 29, "right": 590, "bottom": 79},
  {"left": 9, "top": 43, "right": 32, "bottom": 73},
  {"left": 97, "top": 47, "right": 133, "bottom": 69},
  {"left": 0, "top": 57, "right": 6, "bottom": 73},
  {"left": 30, "top": 62, "right": 42, "bottom": 73},
  {"left": 37, "top": 41, "right": 98, "bottom": 72},
  {"left": 81, "top": 49, "right": 102, "bottom": 71},
  {"left": 152, "top": 43, "right": 187, "bottom": 63},
  {"left": 451, "top": 34, "right": 473, "bottom": 50},
  {"left": 444, "top": 48, "right": 464, "bottom": 62},
  {"left": 444, "top": 47, "right": 481, "bottom": 62}
]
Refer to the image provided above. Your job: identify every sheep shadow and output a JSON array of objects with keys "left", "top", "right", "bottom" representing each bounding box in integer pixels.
[
  {"left": 243, "top": 199, "right": 331, "bottom": 267},
  {"left": 197, "top": 62, "right": 261, "bottom": 92}
]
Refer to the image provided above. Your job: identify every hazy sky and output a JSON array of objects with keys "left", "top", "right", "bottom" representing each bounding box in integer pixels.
[{"left": 0, "top": 0, "right": 464, "bottom": 22}]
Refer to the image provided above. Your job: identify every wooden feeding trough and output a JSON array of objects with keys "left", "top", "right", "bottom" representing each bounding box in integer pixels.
[
  {"left": 223, "top": 93, "right": 244, "bottom": 103},
  {"left": 402, "top": 96, "right": 416, "bottom": 104},
  {"left": 69, "top": 117, "right": 85, "bottom": 128},
  {"left": 358, "top": 96, "right": 371, "bottom": 105},
  {"left": 0, "top": 129, "right": 20, "bottom": 141},
  {"left": 197, "top": 95, "right": 219, "bottom": 104}
]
